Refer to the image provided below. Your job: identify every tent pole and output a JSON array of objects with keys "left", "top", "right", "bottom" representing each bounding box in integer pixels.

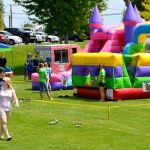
[{"left": 11, "top": 51, "right": 13, "bottom": 69}]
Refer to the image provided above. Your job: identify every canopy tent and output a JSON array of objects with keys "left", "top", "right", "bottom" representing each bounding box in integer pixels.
[
  {"left": 0, "top": 43, "right": 13, "bottom": 68},
  {"left": 0, "top": 43, "right": 12, "bottom": 52}
]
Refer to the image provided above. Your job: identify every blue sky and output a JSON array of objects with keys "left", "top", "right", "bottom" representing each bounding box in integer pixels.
[{"left": 4, "top": 0, "right": 125, "bottom": 28}]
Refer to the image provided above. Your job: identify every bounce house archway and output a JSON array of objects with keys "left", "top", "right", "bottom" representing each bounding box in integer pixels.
[{"left": 133, "top": 24, "right": 150, "bottom": 44}]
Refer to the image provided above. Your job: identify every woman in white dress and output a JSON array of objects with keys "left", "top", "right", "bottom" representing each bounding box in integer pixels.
[{"left": 0, "top": 77, "right": 19, "bottom": 141}]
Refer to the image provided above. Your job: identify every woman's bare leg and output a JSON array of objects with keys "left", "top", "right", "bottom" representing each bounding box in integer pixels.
[
  {"left": 1, "top": 112, "right": 10, "bottom": 139},
  {"left": 99, "top": 86, "right": 105, "bottom": 101},
  {"left": 0, "top": 120, "right": 4, "bottom": 138}
]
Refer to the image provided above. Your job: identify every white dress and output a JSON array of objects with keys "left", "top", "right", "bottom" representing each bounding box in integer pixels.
[{"left": 0, "top": 87, "right": 13, "bottom": 112}]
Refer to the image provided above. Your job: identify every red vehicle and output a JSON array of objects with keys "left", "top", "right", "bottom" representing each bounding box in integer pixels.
[{"left": 0, "top": 34, "right": 7, "bottom": 43}]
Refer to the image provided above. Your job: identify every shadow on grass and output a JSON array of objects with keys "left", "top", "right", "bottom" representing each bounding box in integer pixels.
[
  {"left": 13, "top": 66, "right": 24, "bottom": 75},
  {"left": 23, "top": 87, "right": 99, "bottom": 103},
  {"left": 25, "top": 88, "right": 33, "bottom": 91},
  {"left": 57, "top": 95, "right": 98, "bottom": 102}
]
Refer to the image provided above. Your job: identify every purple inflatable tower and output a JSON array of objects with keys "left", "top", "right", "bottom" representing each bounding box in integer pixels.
[
  {"left": 134, "top": 5, "right": 143, "bottom": 23},
  {"left": 123, "top": 1, "right": 139, "bottom": 44},
  {"left": 89, "top": 4, "right": 103, "bottom": 34}
]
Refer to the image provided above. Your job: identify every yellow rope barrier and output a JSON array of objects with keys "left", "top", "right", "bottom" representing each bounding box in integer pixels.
[
  {"left": 33, "top": 99, "right": 150, "bottom": 110},
  {"left": 33, "top": 99, "right": 107, "bottom": 109}
]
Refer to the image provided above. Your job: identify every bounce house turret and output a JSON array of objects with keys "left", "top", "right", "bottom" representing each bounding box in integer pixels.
[
  {"left": 123, "top": 1, "right": 139, "bottom": 45},
  {"left": 89, "top": 4, "right": 103, "bottom": 34},
  {"left": 134, "top": 5, "right": 143, "bottom": 23}
]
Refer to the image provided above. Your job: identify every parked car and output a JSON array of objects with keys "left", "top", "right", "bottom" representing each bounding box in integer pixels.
[
  {"left": 69, "top": 34, "right": 84, "bottom": 42},
  {"left": 69, "top": 32, "right": 89, "bottom": 42},
  {"left": 35, "top": 32, "right": 46, "bottom": 43},
  {"left": 4, "top": 28, "right": 36, "bottom": 44},
  {"left": 23, "top": 28, "right": 35, "bottom": 32},
  {"left": 0, "top": 31, "right": 22, "bottom": 45},
  {"left": 46, "top": 35, "right": 59, "bottom": 43},
  {"left": 23, "top": 28, "right": 45, "bottom": 43},
  {"left": 0, "top": 34, "right": 7, "bottom": 44}
]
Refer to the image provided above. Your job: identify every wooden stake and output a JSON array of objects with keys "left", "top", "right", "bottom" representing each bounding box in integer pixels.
[{"left": 108, "top": 103, "right": 110, "bottom": 120}]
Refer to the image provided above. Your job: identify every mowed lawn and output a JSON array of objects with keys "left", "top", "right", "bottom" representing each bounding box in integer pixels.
[{"left": 1, "top": 43, "right": 150, "bottom": 149}]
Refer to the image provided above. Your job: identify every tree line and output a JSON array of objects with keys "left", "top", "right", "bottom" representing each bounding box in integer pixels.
[
  {"left": 124, "top": 0, "right": 150, "bottom": 21},
  {"left": 0, "top": 0, "right": 4, "bottom": 29},
  {"left": 1, "top": 0, "right": 150, "bottom": 41}
]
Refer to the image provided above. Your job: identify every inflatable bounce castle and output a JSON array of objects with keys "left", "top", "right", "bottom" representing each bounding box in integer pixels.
[{"left": 72, "top": 1, "right": 150, "bottom": 100}]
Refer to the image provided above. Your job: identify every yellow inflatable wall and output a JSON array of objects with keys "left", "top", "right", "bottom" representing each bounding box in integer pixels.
[
  {"left": 131, "top": 53, "right": 150, "bottom": 66},
  {"left": 72, "top": 52, "right": 122, "bottom": 66}
]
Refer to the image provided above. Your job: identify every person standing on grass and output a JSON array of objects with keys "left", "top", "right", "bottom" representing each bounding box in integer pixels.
[
  {"left": 26, "top": 53, "right": 32, "bottom": 64},
  {"left": 44, "top": 62, "right": 52, "bottom": 91},
  {"left": 38, "top": 63, "right": 53, "bottom": 100},
  {"left": 97, "top": 64, "right": 106, "bottom": 102},
  {"left": 0, "top": 53, "right": 7, "bottom": 68},
  {"left": 27, "top": 61, "right": 33, "bottom": 80},
  {"left": 0, "top": 77, "right": 19, "bottom": 141},
  {"left": 33, "top": 55, "right": 39, "bottom": 72}
]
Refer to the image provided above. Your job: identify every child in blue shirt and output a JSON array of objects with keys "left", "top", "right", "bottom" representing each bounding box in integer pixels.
[{"left": 44, "top": 62, "right": 52, "bottom": 91}]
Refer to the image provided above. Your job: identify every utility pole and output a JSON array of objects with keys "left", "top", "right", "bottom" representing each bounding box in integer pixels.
[
  {"left": 10, "top": 4, "right": 13, "bottom": 27},
  {"left": 9, "top": 15, "right": 11, "bottom": 28}
]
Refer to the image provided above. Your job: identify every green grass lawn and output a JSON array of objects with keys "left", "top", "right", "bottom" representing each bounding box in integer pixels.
[
  {"left": 1, "top": 76, "right": 150, "bottom": 150},
  {"left": 1, "top": 43, "right": 150, "bottom": 149}
]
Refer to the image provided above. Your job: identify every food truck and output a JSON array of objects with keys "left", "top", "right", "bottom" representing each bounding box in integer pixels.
[{"left": 32, "top": 44, "right": 81, "bottom": 90}]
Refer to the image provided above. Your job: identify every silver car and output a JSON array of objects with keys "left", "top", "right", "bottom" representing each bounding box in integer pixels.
[{"left": 46, "top": 35, "right": 59, "bottom": 42}]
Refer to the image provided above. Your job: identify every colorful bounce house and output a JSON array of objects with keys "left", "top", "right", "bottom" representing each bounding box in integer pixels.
[
  {"left": 72, "top": 1, "right": 150, "bottom": 101},
  {"left": 31, "top": 44, "right": 80, "bottom": 90},
  {"left": 0, "top": 43, "right": 13, "bottom": 77}
]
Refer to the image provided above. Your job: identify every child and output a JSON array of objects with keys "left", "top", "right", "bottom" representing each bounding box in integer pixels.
[
  {"left": 38, "top": 63, "right": 53, "bottom": 100},
  {"left": 44, "top": 62, "right": 52, "bottom": 91},
  {"left": 0, "top": 77, "right": 19, "bottom": 141}
]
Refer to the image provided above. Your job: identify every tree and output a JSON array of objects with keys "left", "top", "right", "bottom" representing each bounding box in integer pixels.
[
  {"left": 13, "top": 0, "right": 107, "bottom": 43},
  {"left": 23, "top": 23, "right": 34, "bottom": 28},
  {"left": 0, "top": 0, "right": 4, "bottom": 30},
  {"left": 124, "top": 0, "right": 150, "bottom": 21},
  {"left": 140, "top": 0, "right": 150, "bottom": 21},
  {"left": 124, "top": 0, "right": 143, "bottom": 11}
]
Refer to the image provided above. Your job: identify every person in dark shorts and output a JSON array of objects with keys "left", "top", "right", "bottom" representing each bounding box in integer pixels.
[{"left": 97, "top": 64, "right": 106, "bottom": 102}]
